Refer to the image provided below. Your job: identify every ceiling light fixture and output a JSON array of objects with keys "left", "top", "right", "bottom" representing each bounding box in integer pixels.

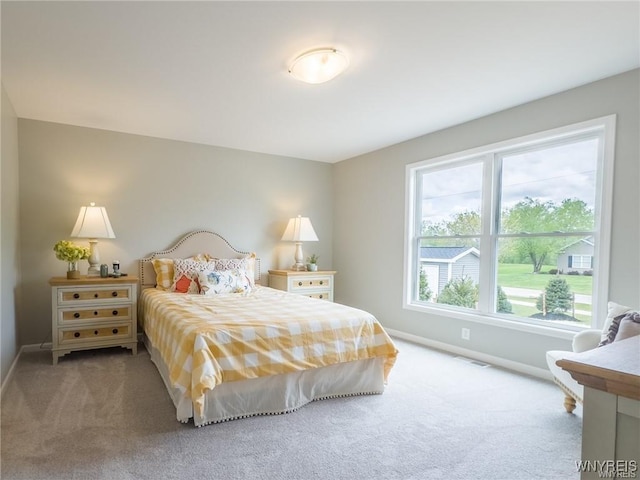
[{"left": 288, "top": 48, "right": 349, "bottom": 84}]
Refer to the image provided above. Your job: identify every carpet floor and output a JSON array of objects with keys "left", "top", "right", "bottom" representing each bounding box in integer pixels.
[{"left": 1, "top": 338, "right": 582, "bottom": 479}]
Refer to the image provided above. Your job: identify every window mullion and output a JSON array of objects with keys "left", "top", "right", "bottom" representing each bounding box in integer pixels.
[
  {"left": 411, "top": 171, "right": 424, "bottom": 302},
  {"left": 477, "top": 154, "right": 496, "bottom": 313}
]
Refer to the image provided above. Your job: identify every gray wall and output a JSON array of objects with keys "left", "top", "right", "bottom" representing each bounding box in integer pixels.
[
  {"left": 8, "top": 70, "right": 640, "bottom": 373},
  {"left": 333, "top": 69, "right": 640, "bottom": 370},
  {"left": 1, "top": 84, "right": 20, "bottom": 384},
  {"left": 17, "top": 120, "right": 333, "bottom": 346}
]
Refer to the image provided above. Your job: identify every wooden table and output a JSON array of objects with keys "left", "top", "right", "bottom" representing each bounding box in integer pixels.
[{"left": 558, "top": 337, "right": 639, "bottom": 480}]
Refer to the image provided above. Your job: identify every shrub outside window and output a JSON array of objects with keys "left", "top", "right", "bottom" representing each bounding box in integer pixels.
[{"left": 404, "top": 116, "right": 616, "bottom": 331}]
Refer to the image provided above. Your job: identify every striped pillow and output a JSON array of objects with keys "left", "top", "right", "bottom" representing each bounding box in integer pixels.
[{"left": 151, "top": 258, "right": 174, "bottom": 291}]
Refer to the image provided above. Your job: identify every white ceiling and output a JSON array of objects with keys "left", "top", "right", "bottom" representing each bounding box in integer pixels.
[{"left": 2, "top": 1, "right": 639, "bottom": 163}]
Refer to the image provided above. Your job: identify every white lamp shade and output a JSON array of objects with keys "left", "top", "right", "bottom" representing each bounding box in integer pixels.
[
  {"left": 281, "top": 216, "right": 318, "bottom": 242},
  {"left": 70, "top": 203, "right": 116, "bottom": 239},
  {"left": 288, "top": 48, "right": 349, "bottom": 84}
]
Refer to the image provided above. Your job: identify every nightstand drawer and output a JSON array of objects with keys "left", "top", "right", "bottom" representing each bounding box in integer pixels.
[
  {"left": 58, "top": 324, "right": 132, "bottom": 345},
  {"left": 58, "top": 286, "right": 132, "bottom": 305},
  {"left": 306, "top": 292, "right": 331, "bottom": 301},
  {"left": 288, "top": 276, "right": 332, "bottom": 292},
  {"left": 50, "top": 276, "right": 139, "bottom": 364},
  {"left": 58, "top": 305, "right": 131, "bottom": 324},
  {"left": 268, "top": 270, "right": 336, "bottom": 303}
]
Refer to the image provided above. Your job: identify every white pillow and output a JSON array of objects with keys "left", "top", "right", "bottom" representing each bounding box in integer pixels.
[{"left": 198, "top": 269, "right": 253, "bottom": 296}]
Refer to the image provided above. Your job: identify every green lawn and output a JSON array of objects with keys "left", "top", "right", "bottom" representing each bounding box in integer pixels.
[
  {"left": 507, "top": 295, "right": 592, "bottom": 325},
  {"left": 497, "top": 263, "right": 593, "bottom": 295}
]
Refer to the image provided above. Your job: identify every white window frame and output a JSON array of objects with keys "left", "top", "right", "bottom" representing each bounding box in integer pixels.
[{"left": 403, "top": 115, "right": 616, "bottom": 338}]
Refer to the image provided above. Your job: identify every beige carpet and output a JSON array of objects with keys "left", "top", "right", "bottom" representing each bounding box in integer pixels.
[{"left": 1, "top": 338, "right": 581, "bottom": 479}]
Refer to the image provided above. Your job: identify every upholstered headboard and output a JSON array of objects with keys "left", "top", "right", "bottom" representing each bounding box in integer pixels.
[{"left": 139, "top": 230, "right": 261, "bottom": 289}]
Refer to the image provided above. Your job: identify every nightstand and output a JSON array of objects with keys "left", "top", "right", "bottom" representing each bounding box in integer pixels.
[
  {"left": 49, "top": 276, "right": 138, "bottom": 365},
  {"left": 268, "top": 270, "right": 336, "bottom": 301}
]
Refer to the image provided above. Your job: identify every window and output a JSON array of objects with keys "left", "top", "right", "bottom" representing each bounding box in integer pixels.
[
  {"left": 569, "top": 255, "right": 593, "bottom": 269},
  {"left": 404, "top": 116, "right": 615, "bottom": 331}
]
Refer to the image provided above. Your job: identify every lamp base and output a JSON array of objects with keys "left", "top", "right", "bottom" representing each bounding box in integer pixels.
[
  {"left": 87, "top": 264, "right": 100, "bottom": 277},
  {"left": 87, "top": 239, "right": 101, "bottom": 276},
  {"left": 291, "top": 263, "right": 306, "bottom": 271}
]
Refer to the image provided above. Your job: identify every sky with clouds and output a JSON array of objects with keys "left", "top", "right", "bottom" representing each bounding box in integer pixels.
[{"left": 421, "top": 137, "right": 598, "bottom": 227}]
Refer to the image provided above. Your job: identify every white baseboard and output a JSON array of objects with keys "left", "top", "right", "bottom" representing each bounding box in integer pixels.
[
  {"left": 21, "top": 342, "right": 52, "bottom": 353},
  {"left": 1, "top": 343, "right": 52, "bottom": 398},
  {"left": 386, "top": 328, "right": 553, "bottom": 382}
]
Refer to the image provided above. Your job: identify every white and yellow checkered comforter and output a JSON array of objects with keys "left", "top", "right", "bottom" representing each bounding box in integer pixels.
[{"left": 140, "top": 286, "right": 398, "bottom": 416}]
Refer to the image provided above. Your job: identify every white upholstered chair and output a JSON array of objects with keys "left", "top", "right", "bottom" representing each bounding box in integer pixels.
[{"left": 546, "top": 302, "right": 636, "bottom": 413}]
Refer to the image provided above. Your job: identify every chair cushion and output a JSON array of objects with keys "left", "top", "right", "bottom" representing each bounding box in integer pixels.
[
  {"left": 572, "top": 329, "right": 602, "bottom": 353},
  {"left": 546, "top": 350, "right": 584, "bottom": 403}
]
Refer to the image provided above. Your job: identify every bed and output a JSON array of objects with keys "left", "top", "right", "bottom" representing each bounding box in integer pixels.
[{"left": 138, "top": 230, "right": 398, "bottom": 426}]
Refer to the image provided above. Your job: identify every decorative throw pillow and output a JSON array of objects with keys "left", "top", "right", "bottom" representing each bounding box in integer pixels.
[
  {"left": 152, "top": 254, "right": 216, "bottom": 290},
  {"left": 598, "top": 309, "right": 640, "bottom": 346},
  {"left": 171, "top": 258, "right": 217, "bottom": 293},
  {"left": 191, "top": 253, "right": 216, "bottom": 262},
  {"left": 614, "top": 311, "right": 640, "bottom": 342},
  {"left": 173, "top": 273, "right": 200, "bottom": 294},
  {"left": 214, "top": 253, "right": 256, "bottom": 287},
  {"left": 197, "top": 269, "right": 253, "bottom": 296},
  {"left": 151, "top": 258, "right": 175, "bottom": 291},
  {"left": 599, "top": 302, "right": 633, "bottom": 344}
]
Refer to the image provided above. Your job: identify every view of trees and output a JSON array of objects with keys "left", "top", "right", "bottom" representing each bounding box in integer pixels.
[
  {"left": 535, "top": 277, "right": 573, "bottom": 315},
  {"left": 496, "top": 285, "right": 513, "bottom": 314},
  {"left": 418, "top": 269, "right": 432, "bottom": 302},
  {"left": 420, "top": 196, "right": 592, "bottom": 320},
  {"left": 422, "top": 197, "right": 594, "bottom": 273},
  {"left": 501, "top": 197, "right": 593, "bottom": 273},
  {"left": 437, "top": 277, "right": 478, "bottom": 309}
]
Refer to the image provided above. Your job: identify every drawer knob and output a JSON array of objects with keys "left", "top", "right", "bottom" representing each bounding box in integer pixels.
[
  {"left": 74, "top": 332, "right": 80, "bottom": 338},
  {"left": 94, "top": 311, "right": 98, "bottom": 316},
  {"left": 112, "top": 291, "right": 118, "bottom": 297},
  {"left": 73, "top": 293, "right": 80, "bottom": 299},
  {"left": 319, "top": 295, "right": 323, "bottom": 299},
  {"left": 74, "top": 312, "right": 80, "bottom": 319},
  {"left": 112, "top": 310, "right": 118, "bottom": 316},
  {"left": 94, "top": 293, "right": 99, "bottom": 298},
  {"left": 112, "top": 328, "right": 118, "bottom": 335},
  {"left": 319, "top": 281, "right": 324, "bottom": 285},
  {"left": 94, "top": 330, "right": 99, "bottom": 335},
  {"left": 298, "top": 281, "right": 302, "bottom": 286}
]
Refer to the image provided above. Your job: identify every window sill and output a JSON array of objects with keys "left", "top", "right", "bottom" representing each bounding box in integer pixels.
[{"left": 403, "top": 302, "right": 583, "bottom": 341}]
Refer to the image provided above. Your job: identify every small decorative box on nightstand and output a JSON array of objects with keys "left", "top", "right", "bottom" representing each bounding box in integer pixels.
[
  {"left": 49, "top": 276, "right": 138, "bottom": 365},
  {"left": 268, "top": 270, "right": 336, "bottom": 302}
]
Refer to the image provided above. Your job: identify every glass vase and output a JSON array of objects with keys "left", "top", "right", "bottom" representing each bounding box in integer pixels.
[{"left": 67, "top": 261, "right": 80, "bottom": 279}]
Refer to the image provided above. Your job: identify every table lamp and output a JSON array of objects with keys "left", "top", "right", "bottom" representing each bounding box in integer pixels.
[
  {"left": 70, "top": 202, "right": 116, "bottom": 276},
  {"left": 281, "top": 215, "right": 318, "bottom": 271}
]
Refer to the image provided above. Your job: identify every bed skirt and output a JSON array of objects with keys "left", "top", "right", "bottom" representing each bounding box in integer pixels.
[{"left": 143, "top": 335, "right": 386, "bottom": 427}]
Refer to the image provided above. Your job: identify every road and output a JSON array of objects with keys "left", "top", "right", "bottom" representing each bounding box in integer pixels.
[
  {"left": 503, "top": 286, "right": 592, "bottom": 316},
  {"left": 502, "top": 287, "right": 592, "bottom": 305}
]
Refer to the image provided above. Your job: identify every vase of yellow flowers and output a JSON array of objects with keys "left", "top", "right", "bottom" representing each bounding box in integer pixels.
[{"left": 53, "top": 240, "right": 90, "bottom": 279}]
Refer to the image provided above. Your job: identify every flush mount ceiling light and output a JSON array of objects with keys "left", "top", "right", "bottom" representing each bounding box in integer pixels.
[{"left": 288, "top": 48, "right": 349, "bottom": 84}]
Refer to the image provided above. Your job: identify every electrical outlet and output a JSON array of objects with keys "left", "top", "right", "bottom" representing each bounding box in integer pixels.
[{"left": 461, "top": 328, "right": 471, "bottom": 340}]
